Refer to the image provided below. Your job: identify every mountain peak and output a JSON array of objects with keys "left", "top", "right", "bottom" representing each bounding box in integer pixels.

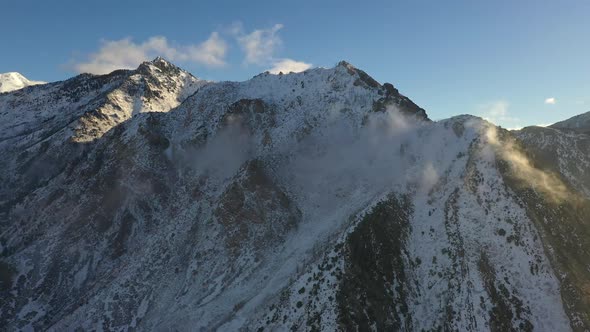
[
  {"left": 337, "top": 60, "right": 355, "bottom": 69},
  {"left": 335, "top": 60, "right": 382, "bottom": 89},
  {"left": 134, "top": 56, "right": 191, "bottom": 78},
  {"left": 151, "top": 56, "right": 170, "bottom": 63},
  {"left": 1, "top": 72, "right": 26, "bottom": 80},
  {"left": 0, "top": 72, "right": 45, "bottom": 93},
  {"left": 150, "top": 56, "right": 174, "bottom": 68}
]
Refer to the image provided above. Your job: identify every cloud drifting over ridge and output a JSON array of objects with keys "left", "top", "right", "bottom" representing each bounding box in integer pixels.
[
  {"left": 73, "top": 33, "right": 228, "bottom": 74},
  {"left": 477, "top": 100, "right": 520, "bottom": 127},
  {"left": 267, "top": 59, "right": 312, "bottom": 74},
  {"left": 483, "top": 124, "right": 570, "bottom": 203},
  {"left": 72, "top": 23, "right": 312, "bottom": 76},
  {"left": 234, "top": 23, "right": 284, "bottom": 65},
  {"left": 232, "top": 22, "right": 312, "bottom": 73}
]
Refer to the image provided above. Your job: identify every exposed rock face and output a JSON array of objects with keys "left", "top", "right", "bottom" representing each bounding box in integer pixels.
[
  {"left": 1, "top": 60, "right": 588, "bottom": 331},
  {"left": 215, "top": 159, "right": 301, "bottom": 256},
  {"left": 337, "top": 194, "right": 414, "bottom": 331}
]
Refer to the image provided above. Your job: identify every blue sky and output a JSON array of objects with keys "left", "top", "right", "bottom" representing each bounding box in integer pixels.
[{"left": 2, "top": 0, "right": 589, "bottom": 128}]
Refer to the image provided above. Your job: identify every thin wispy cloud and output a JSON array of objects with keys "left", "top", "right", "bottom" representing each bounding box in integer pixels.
[
  {"left": 234, "top": 23, "right": 284, "bottom": 65},
  {"left": 267, "top": 58, "right": 312, "bottom": 74},
  {"left": 73, "top": 32, "right": 228, "bottom": 74},
  {"left": 232, "top": 22, "right": 312, "bottom": 73},
  {"left": 544, "top": 97, "right": 556, "bottom": 105},
  {"left": 477, "top": 100, "right": 520, "bottom": 127}
]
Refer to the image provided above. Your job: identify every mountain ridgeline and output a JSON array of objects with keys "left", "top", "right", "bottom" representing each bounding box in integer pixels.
[{"left": 0, "top": 58, "right": 589, "bottom": 331}]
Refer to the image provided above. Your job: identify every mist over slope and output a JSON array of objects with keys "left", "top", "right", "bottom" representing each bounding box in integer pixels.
[{"left": 1, "top": 59, "right": 588, "bottom": 331}]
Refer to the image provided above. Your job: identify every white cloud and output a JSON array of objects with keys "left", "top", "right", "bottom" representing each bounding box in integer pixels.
[
  {"left": 235, "top": 23, "right": 283, "bottom": 65},
  {"left": 184, "top": 32, "right": 228, "bottom": 67},
  {"left": 544, "top": 97, "right": 556, "bottom": 105},
  {"left": 477, "top": 100, "right": 520, "bottom": 127},
  {"left": 74, "top": 24, "right": 312, "bottom": 76},
  {"left": 267, "top": 58, "right": 312, "bottom": 74},
  {"left": 73, "top": 33, "right": 228, "bottom": 74},
  {"left": 231, "top": 23, "right": 313, "bottom": 74}
]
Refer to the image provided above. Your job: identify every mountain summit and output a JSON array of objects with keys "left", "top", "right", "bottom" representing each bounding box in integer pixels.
[
  {"left": 0, "top": 72, "right": 45, "bottom": 93},
  {"left": 1, "top": 60, "right": 589, "bottom": 331}
]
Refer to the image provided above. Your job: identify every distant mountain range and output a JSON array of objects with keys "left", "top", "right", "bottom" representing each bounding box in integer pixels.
[{"left": 1, "top": 58, "right": 588, "bottom": 331}]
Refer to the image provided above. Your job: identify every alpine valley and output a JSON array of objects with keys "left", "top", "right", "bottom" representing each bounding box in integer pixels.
[{"left": 1, "top": 58, "right": 589, "bottom": 331}]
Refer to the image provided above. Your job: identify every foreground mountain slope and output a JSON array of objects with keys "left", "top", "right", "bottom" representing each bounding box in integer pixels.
[
  {"left": 1, "top": 60, "right": 589, "bottom": 331},
  {"left": 0, "top": 72, "right": 45, "bottom": 93}
]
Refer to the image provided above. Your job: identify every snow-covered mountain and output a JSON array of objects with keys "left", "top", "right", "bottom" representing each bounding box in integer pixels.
[
  {"left": 1, "top": 59, "right": 589, "bottom": 331},
  {"left": 0, "top": 72, "right": 45, "bottom": 93}
]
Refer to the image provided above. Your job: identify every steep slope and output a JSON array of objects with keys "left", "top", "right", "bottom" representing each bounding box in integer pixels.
[
  {"left": 0, "top": 72, "right": 45, "bottom": 93},
  {"left": 498, "top": 127, "right": 590, "bottom": 328},
  {"left": 1, "top": 61, "right": 588, "bottom": 331}
]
